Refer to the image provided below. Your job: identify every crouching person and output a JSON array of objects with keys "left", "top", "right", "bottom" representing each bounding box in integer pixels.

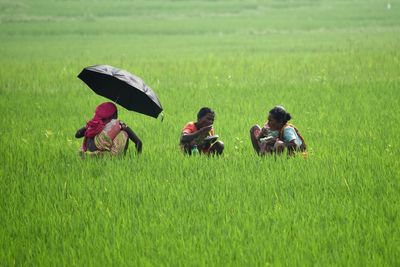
[
  {"left": 250, "top": 105, "right": 306, "bottom": 156},
  {"left": 75, "top": 102, "right": 142, "bottom": 157},
  {"left": 180, "top": 107, "right": 224, "bottom": 156}
]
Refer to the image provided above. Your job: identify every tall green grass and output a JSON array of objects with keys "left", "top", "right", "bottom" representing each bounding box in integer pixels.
[{"left": 1, "top": 0, "right": 399, "bottom": 265}]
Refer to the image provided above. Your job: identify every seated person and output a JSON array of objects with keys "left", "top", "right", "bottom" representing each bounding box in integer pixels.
[
  {"left": 180, "top": 107, "right": 224, "bottom": 155},
  {"left": 250, "top": 105, "right": 306, "bottom": 156},
  {"left": 250, "top": 122, "right": 279, "bottom": 155},
  {"left": 75, "top": 102, "right": 142, "bottom": 156}
]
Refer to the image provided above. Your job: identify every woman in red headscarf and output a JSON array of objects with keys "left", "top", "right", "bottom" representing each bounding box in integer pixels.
[{"left": 75, "top": 102, "right": 142, "bottom": 156}]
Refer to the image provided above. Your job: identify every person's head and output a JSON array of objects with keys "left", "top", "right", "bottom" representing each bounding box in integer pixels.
[
  {"left": 95, "top": 102, "right": 118, "bottom": 121},
  {"left": 197, "top": 107, "right": 215, "bottom": 128},
  {"left": 267, "top": 105, "right": 291, "bottom": 130},
  {"left": 85, "top": 102, "right": 118, "bottom": 139}
]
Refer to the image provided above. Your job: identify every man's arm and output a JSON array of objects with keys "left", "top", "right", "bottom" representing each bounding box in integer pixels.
[{"left": 180, "top": 125, "right": 212, "bottom": 144}]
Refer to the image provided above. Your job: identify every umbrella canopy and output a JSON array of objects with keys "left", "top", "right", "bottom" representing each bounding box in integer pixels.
[{"left": 78, "top": 65, "right": 163, "bottom": 118}]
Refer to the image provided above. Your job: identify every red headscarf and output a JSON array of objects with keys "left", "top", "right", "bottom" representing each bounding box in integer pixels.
[
  {"left": 85, "top": 102, "right": 117, "bottom": 138},
  {"left": 82, "top": 102, "right": 117, "bottom": 151}
]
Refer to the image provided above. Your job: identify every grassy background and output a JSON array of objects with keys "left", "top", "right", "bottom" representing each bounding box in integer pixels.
[{"left": 1, "top": 0, "right": 399, "bottom": 265}]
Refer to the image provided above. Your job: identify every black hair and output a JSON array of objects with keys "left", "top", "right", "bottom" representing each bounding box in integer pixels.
[
  {"left": 269, "top": 105, "right": 291, "bottom": 124},
  {"left": 197, "top": 107, "right": 215, "bottom": 120}
]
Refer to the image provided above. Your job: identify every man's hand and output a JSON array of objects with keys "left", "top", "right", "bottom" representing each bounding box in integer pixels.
[{"left": 198, "top": 125, "right": 212, "bottom": 136}]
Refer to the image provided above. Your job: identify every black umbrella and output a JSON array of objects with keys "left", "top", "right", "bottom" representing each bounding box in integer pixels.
[{"left": 78, "top": 65, "right": 163, "bottom": 119}]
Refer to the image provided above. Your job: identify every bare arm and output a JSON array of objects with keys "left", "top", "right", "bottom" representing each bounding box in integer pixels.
[
  {"left": 75, "top": 127, "right": 86, "bottom": 138},
  {"left": 285, "top": 140, "right": 298, "bottom": 155},
  {"left": 122, "top": 125, "right": 142, "bottom": 154},
  {"left": 274, "top": 138, "right": 297, "bottom": 155},
  {"left": 180, "top": 125, "right": 212, "bottom": 144}
]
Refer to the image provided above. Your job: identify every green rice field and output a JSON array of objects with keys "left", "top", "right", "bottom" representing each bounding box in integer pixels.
[{"left": 1, "top": 0, "right": 399, "bottom": 265}]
